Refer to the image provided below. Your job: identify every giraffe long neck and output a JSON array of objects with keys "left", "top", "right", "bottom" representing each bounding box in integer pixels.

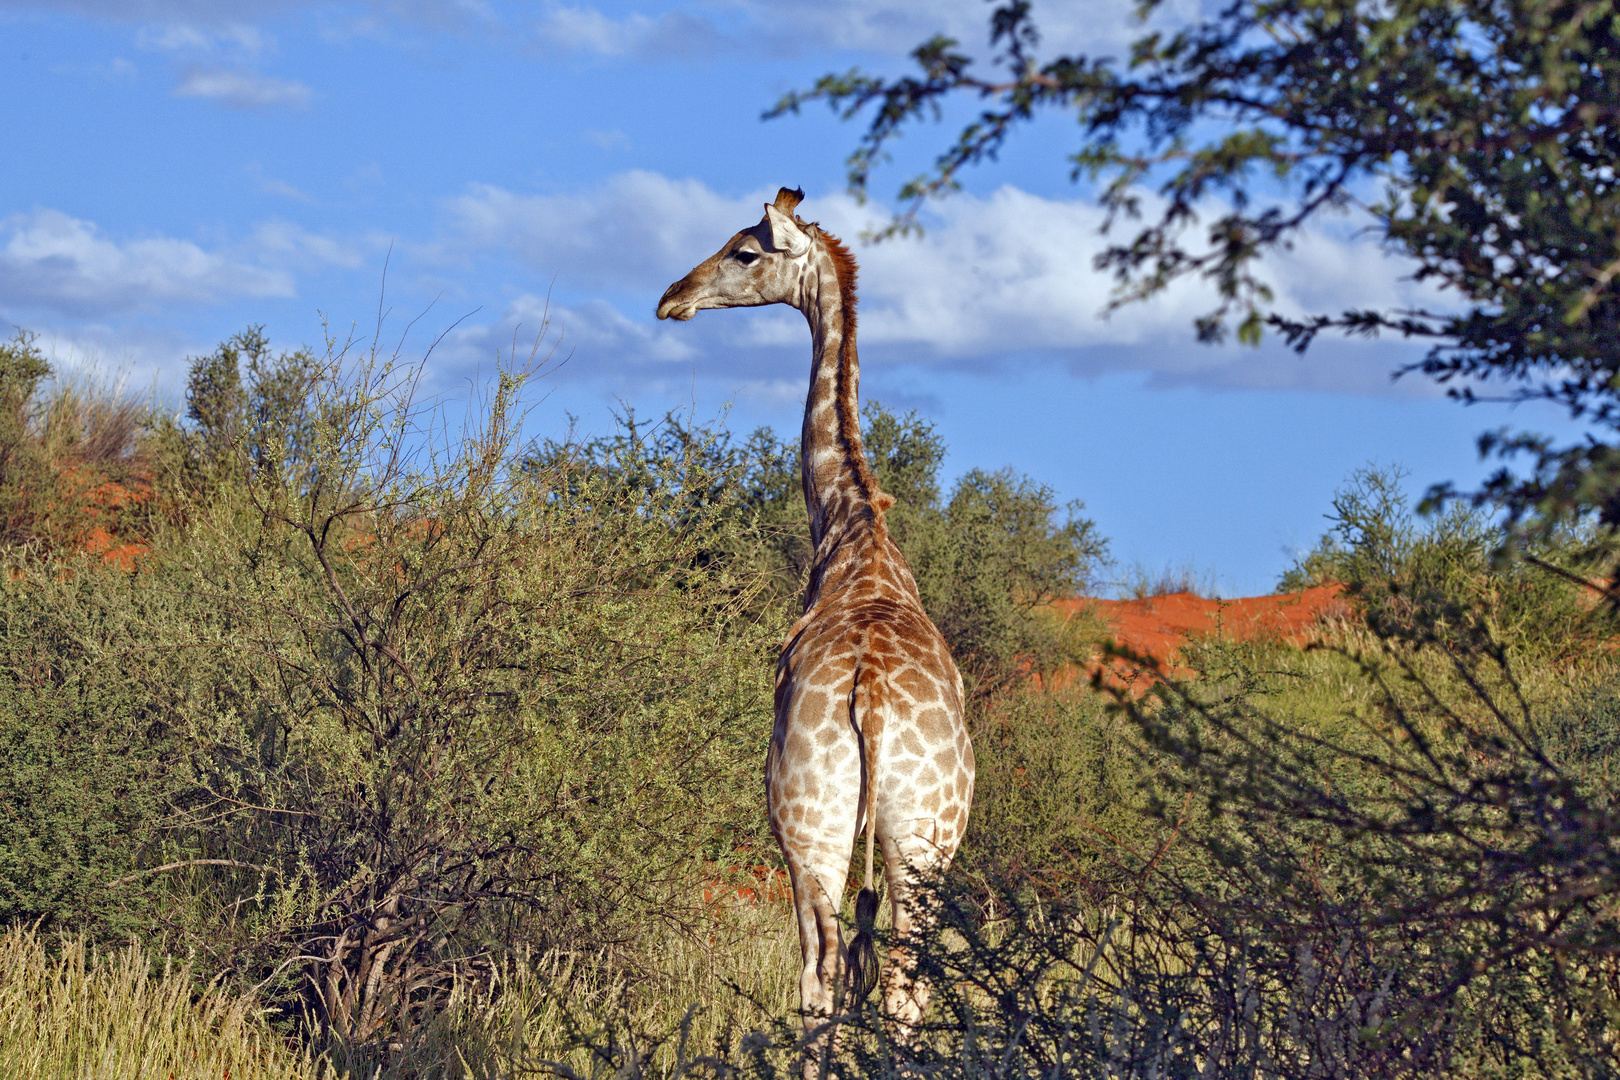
[{"left": 798, "top": 239, "right": 882, "bottom": 550}]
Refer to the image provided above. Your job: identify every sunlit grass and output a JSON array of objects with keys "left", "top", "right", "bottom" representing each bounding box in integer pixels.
[
  {"left": 0, "top": 925, "right": 329, "bottom": 1080},
  {"left": 322, "top": 893, "right": 803, "bottom": 1079}
]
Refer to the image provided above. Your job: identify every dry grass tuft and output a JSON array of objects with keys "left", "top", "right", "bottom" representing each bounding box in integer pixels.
[
  {"left": 0, "top": 925, "right": 328, "bottom": 1080},
  {"left": 37, "top": 374, "right": 149, "bottom": 474},
  {"left": 345, "top": 897, "right": 804, "bottom": 1079}
]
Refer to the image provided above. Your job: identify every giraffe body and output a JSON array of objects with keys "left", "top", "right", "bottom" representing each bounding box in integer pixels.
[{"left": 657, "top": 188, "right": 974, "bottom": 1043}]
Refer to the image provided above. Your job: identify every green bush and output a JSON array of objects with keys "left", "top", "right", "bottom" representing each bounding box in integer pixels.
[
  {"left": 0, "top": 330, "right": 154, "bottom": 555},
  {"left": 528, "top": 402, "right": 1110, "bottom": 697},
  {"left": 0, "top": 575, "right": 178, "bottom": 938},
  {"left": 4, "top": 323, "right": 1620, "bottom": 1078},
  {"left": 1281, "top": 464, "right": 1600, "bottom": 662},
  {"left": 864, "top": 405, "right": 1108, "bottom": 694},
  {"left": 953, "top": 686, "right": 1161, "bottom": 901},
  {"left": 128, "top": 352, "right": 775, "bottom": 1049},
  {"left": 151, "top": 324, "right": 321, "bottom": 499}
]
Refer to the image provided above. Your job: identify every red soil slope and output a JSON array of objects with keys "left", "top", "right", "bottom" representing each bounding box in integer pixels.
[
  {"left": 1051, "top": 583, "right": 1348, "bottom": 691},
  {"left": 78, "top": 477, "right": 152, "bottom": 571}
]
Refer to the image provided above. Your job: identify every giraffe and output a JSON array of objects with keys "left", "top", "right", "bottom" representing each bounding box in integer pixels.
[{"left": 656, "top": 187, "right": 975, "bottom": 1053}]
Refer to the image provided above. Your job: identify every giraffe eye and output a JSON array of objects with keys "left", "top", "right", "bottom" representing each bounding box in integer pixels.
[{"left": 734, "top": 249, "right": 760, "bottom": 265}]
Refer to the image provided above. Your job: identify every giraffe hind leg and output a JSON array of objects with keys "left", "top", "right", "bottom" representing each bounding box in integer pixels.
[
  {"left": 879, "top": 823, "right": 956, "bottom": 1033},
  {"left": 784, "top": 855, "right": 851, "bottom": 1078}
]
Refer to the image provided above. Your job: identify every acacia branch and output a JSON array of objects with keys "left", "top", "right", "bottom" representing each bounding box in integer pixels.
[{"left": 109, "top": 859, "right": 280, "bottom": 888}]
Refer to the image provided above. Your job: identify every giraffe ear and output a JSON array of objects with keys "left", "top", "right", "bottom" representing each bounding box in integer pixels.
[{"left": 764, "top": 203, "right": 811, "bottom": 257}]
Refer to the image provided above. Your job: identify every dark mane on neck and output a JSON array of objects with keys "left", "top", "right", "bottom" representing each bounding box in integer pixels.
[
  {"left": 805, "top": 221, "right": 893, "bottom": 530},
  {"left": 814, "top": 225, "right": 859, "bottom": 333}
]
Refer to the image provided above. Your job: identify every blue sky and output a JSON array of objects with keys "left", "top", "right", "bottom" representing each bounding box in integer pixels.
[{"left": 0, "top": 0, "right": 1586, "bottom": 594}]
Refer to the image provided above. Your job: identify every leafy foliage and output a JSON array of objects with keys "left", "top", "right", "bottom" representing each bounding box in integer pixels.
[
  {"left": 524, "top": 407, "right": 810, "bottom": 620},
  {"left": 528, "top": 402, "right": 1108, "bottom": 696},
  {"left": 0, "top": 575, "right": 179, "bottom": 937},
  {"left": 0, "top": 330, "right": 53, "bottom": 547},
  {"left": 141, "top": 352, "right": 777, "bottom": 1048},
  {"left": 1281, "top": 463, "right": 1600, "bottom": 661},
  {"left": 864, "top": 405, "right": 1108, "bottom": 693},
  {"left": 775, "top": 0, "right": 1620, "bottom": 545},
  {"left": 161, "top": 324, "right": 321, "bottom": 496},
  {"left": 0, "top": 321, "right": 1118, "bottom": 1069},
  {"left": 15, "top": 319, "right": 1620, "bottom": 1077},
  {"left": 0, "top": 330, "right": 152, "bottom": 555}
]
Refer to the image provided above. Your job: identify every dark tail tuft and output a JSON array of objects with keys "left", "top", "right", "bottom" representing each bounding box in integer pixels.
[{"left": 846, "top": 886, "right": 881, "bottom": 1001}]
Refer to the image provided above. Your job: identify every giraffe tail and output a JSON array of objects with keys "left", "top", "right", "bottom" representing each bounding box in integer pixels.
[
  {"left": 847, "top": 886, "right": 880, "bottom": 1002},
  {"left": 846, "top": 663, "right": 885, "bottom": 1003}
]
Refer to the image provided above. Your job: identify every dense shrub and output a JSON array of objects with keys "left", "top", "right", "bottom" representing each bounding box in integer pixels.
[
  {"left": 529, "top": 402, "right": 1109, "bottom": 697},
  {"left": 0, "top": 330, "right": 785, "bottom": 1055},
  {"left": 863, "top": 405, "right": 1108, "bottom": 694},
  {"left": 951, "top": 686, "right": 1159, "bottom": 902},
  {"left": 0, "top": 330, "right": 153, "bottom": 556},
  {"left": 1280, "top": 464, "right": 1602, "bottom": 662},
  {"left": 132, "top": 352, "right": 778, "bottom": 1047},
  {"left": 0, "top": 575, "right": 179, "bottom": 938}
]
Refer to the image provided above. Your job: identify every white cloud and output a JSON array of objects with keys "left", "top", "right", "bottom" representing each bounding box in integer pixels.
[
  {"left": 130, "top": 16, "right": 314, "bottom": 111},
  {"left": 47, "top": 54, "right": 140, "bottom": 79},
  {"left": 531, "top": 3, "right": 652, "bottom": 55},
  {"left": 11, "top": 0, "right": 1184, "bottom": 66},
  {"left": 251, "top": 221, "right": 372, "bottom": 269},
  {"left": 734, "top": 0, "right": 1180, "bottom": 57},
  {"left": 530, "top": 2, "right": 726, "bottom": 59},
  {"left": 441, "top": 292, "right": 699, "bottom": 375},
  {"left": 820, "top": 185, "right": 1442, "bottom": 390},
  {"left": 525, "top": 0, "right": 1199, "bottom": 61},
  {"left": 0, "top": 209, "right": 293, "bottom": 317},
  {"left": 135, "top": 20, "right": 269, "bottom": 53},
  {"left": 243, "top": 162, "right": 316, "bottom": 203},
  {"left": 439, "top": 171, "right": 766, "bottom": 292},
  {"left": 19, "top": 322, "right": 332, "bottom": 407},
  {"left": 174, "top": 65, "right": 312, "bottom": 107},
  {"left": 441, "top": 170, "right": 1441, "bottom": 395},
  {"left": 20, "top": 323, "right": 197, "bottom": 400},
  {"left": 583, "top": 128, "right": 629, "bottom": 150},
  {"left": 259, "top": 177, "right": 315, "bottom": 203},
  {"left": 0, "top": 0, "right": 479, "bottom": 25}
]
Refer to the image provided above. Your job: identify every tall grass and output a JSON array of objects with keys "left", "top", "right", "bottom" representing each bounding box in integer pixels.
[
  {"left": 0, "top": 925, "right": 329, "bottom": 1080},
  {"left": 1116, "top": 558, "right": 1219, "bottom": 599},
  {"left": 327, "top": 897, "right": 803, "bottom": 1079}
]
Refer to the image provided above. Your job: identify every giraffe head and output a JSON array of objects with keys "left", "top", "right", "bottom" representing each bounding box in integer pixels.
[{"left": 655, "top": 187, "right": 814, "bottom": 321}]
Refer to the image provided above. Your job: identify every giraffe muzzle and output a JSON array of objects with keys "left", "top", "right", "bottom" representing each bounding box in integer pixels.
[{"left": 655, "top": 280, "right": 699, "bottom": 321}]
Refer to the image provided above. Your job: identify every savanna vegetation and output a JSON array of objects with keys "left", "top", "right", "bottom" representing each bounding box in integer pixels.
[
  {"left": 4, "top": 301, "right": 1620, "bottom": 1078},
  {"left": 0, "top": 319, "right": 1113, "bottom": 1077},
  {"left": 7, "top": 1, "right": 1620, "bottom": 1075}
]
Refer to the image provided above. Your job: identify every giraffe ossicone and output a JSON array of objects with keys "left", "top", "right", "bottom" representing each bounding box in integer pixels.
[{"left": 657, "top": 187, "right": 976, "bottom": 1056}]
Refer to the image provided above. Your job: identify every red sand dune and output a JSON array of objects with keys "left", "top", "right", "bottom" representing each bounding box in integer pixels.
[
  {"left": 1050, "top": 583, "right": 1349, "bottom": 691},
  {"left": 77, "top": 477, "right": 153, "bottom": 571}
]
